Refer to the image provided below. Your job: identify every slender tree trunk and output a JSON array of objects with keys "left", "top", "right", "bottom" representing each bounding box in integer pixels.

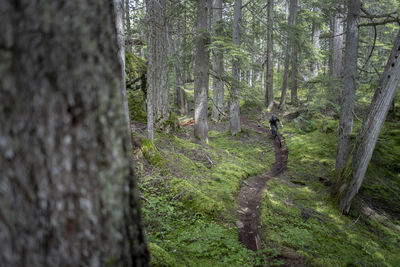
[
  {"left": 311, "top": 8, "right": 321, "bottom": 78},
  {"left": 146, "top": 0, "right": 169, "bottom": 141},
  {"left": 211, "top": 0, "right": 225, "bottom": 121},
  {"left": 250, "top": 15, "right": 256, "bottom": 88},
  {"left": 279, "top": 0, "right": 295, "bottom": 110},
  {"left": 125, "top": 0, "right": 132, "bottom": 51},
  {"left": 182, "top": 4, "right": 187, "bottom": 83},
  {"left": 168, "top": 24, "right": 188, "bottom": 115},
  {"left": 115, "top": 0, "right": 131, "bottom": 130},
  {"left": 265, "top": 0, "right": 274, "bottom": 109},
  {"left": 230, "top": 0, "right": 242, "bottom": 135},
  {"left": 290, "top": 0, "right": 299, "bottom": 106},
  {"left": 328, "top": 6, "right": 344, "bottom": 107},
  {"left": 0, "top": 1, "right": 149, "bottom": 266},
  {"left": 336, "top": 31, "right": 400, "bottom": 214},
  {"left": 194, "top": 0, "right": 210, "bottom": 142},
  {"left": 335, "top": 0, "right": 360, "bottom": 172}
]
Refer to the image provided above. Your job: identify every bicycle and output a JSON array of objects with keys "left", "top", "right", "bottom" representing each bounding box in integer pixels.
[{"left": 271, "top": 126, "right": 282, "bottom": 147}]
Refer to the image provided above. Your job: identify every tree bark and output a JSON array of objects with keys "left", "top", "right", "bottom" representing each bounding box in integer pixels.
[
  {"left": 311, "top": 8, "right": 321, "bottom": 78},
  {"left": 211, "top": 0, "right": 225, "bottom": 121},
  {"left": 279, "top": 0, "right": 296, "bottom": 110},
  {"left": 230, "top": 0, "right": 242, "bottom": 135},
  {"left": 167, "top": 23, "right": 188, "bottom": 115},
  {"left": 290, "top": 0, "right": 299, "bottom": 106},
  {"left": 250, "top": 14, "right": 256, "bottom": 88},
  {"left": 115, "top": 0, "right": 131, "bottom": 130},
  {"left": 194, "top": 0, "right": 210, "bottom": 142},
  {"left": 146, "top": 0, "right": 169, "bottom": 141},
  {"left": 336, "top": 31, "right": 400, "bottom": 214},
  {"left": 125, "top": 0, "right": 132, "bottom": 51},
  {"left": 328, "top": 5, "right": 344, "bottom": 107},
  {"left": 265, "top": 0, "right": 274, "bottom": 109},
  {"left": 335, "top": 0, "right": 360, "bottom": 172},
  {"left": 0, "top": 1, "right": 149, "bottom": 266}
]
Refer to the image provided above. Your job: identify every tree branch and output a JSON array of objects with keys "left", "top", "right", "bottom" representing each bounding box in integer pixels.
[{"left": 359, "top": 18, "right": 400, "bottom": 27}]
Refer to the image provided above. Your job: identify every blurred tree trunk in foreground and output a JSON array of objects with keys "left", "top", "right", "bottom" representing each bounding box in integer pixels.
[{"left": 0, "top": 1, "right": 149, "bottom": 266}]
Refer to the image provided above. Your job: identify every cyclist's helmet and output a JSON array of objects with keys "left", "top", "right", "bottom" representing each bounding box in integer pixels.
[{"left": 272, "top": 114, "right": 278, "bottom": 120}]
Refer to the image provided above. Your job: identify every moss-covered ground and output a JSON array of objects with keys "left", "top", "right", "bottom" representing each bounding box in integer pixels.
[
  {"left": 128, "top": 73, "right": 400, "bottom": 265},
  {"left": 260, "top": 111, "right": 400, "bottom": 266},
  {"left": 136, "top": 121, "right": 274, "bottom": 266}
]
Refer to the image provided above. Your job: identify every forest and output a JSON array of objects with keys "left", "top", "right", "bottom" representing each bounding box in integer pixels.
[{"left": 1, "top": 0, "right": 400, "bottom": 266}]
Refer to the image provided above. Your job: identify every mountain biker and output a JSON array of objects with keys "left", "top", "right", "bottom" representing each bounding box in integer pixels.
[{"left": 269, "top": 114, "right": 283, "bottom": 139}]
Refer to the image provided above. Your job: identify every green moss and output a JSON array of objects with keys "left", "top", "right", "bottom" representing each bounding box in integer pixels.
[
  {"left": 168, "top": 178, "right": 224, "bottom": 217},
  {"left": 141, "top": 138, "right": 166, "bottom": 168},
  {"left": 149, "top": 242, "right": 178, "bottom": 267},
  {"left": 260, "top": 117, "right": 400, "bottom": 266},
  {"left": 139, "top": 126, "right": 276, "bottom": 264}
]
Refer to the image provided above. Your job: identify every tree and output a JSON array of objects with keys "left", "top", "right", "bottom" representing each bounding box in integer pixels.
[
  {"left": 146, "top": 0, "right": 169, "bottom": 141},
  {"left": 335, "top": 31, "right": 400, "bottom": 213},
  {"left": 115, "top": 0, "right": 131, "bottom": 128},
  {"left": 335, "top": 0, "right": 360, "bottom": 172},
  {"left": 194, "top": 0, "right": 210, "bottom": 142},
  {"left": 0, "top": 1, "right": 149, "bottom": 266},
  {"left": 290, "top": 0, "right": 299, "bottom": 106},
  {"left": 230, "top": 0, "right": 242, "bottom": 135},
  {"left": 311, "top": 7, "right": 321, "bottom": 78},
  {"left": 328, "top": 4, "right": 344, "bottom": 107},
  {"left": 167, "top": 17, "right": 188, "bottom": 115},
  {"left": 279, "top": 0, "right": 297, "bottom": 110},
  {"left": 265, "top": 0, "right": 274, "bottom": 109},
  {"left": 125, "top": 0, "right": 132, "bottom": 51},
  {"left": 211, "top": 0, "right": 225, "bottom": 122}
]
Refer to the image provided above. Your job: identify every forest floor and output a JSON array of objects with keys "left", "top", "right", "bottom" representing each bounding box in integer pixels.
[
  {"left": 236, "top": 113, "right": 288, "bottom": 252},
  {"left": 128, "top": 89, "right": 400, "bottom": 266}
]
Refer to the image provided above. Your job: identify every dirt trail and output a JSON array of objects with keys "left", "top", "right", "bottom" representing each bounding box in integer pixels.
[{"left": 236, "top": 115, "right": 288, "bottom": 251}]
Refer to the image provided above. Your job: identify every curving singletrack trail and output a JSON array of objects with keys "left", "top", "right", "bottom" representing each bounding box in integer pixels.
[{"left": 236, "top": 115, "right": 288, "bottom": 251}]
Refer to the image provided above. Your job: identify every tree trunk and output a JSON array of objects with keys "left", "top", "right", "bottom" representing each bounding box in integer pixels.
[
  {"left": 335, "top": 0, "right": 360, "bottom": 172},
  {"left": 125, "top": 0, "right": 132, "bottom": 51},
  {"left": 311, "top": 8, "right": 321, "bottom": 78},
  {"left": 167, "top": 24, "right": 188, "bottom": 115},
  {"left": 0, "top": 1, "right": 149, "bottom": 266},
  {"left": 194, "top": 0, "right": 210, "bottom": 142},
  {"left": 230, "top": 0, "right": 242, "bottom": 135},
  {"left": 336, "top": 31, "right": 400, "bottom": 214},
  {"left": 279, "top": 0, "right": 296, "bottom": 110},
  {"left": 328, "top": 6, "right": 344, "bottom": 107},
  {"left": 146, "top": 0, "right": 169, "bottom": 140},
  {"left": 211, "top": 0, "right": 225, "bottom": 121},
  {"left": 182, "top": 4, "right": 187, "bottom": 83},
  {"left": 265, "top": 0, "right": 274, "bottom": 109},
  {"left": 290, "top": 0, "right": 299, "bottom": 106},
  {"left": 115, "top": 0, "right": 131, "bottom": 130},
  {"left": 250, "top": 14, "right": 256, "bottom": 88}
]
